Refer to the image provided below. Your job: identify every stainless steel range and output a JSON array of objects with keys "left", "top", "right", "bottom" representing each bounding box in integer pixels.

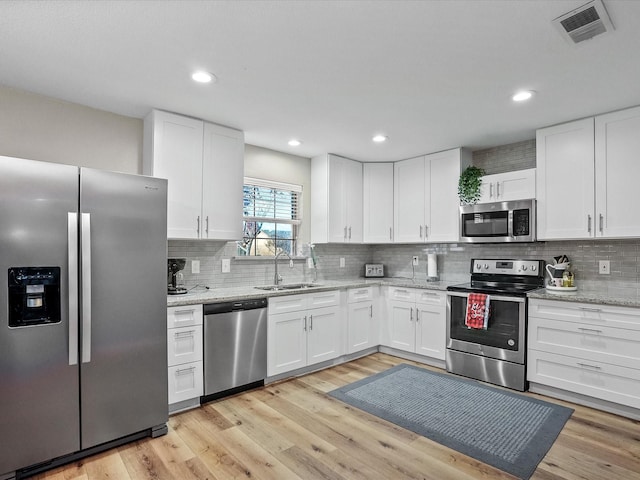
[{"left": 446, "top": 259, "right": 545, "bottom": 391}]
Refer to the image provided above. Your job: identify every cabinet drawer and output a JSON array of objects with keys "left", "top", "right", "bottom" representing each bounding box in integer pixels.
[
  {"left": 416, "top": 289, "right": 445, "bottom": 306},
  {"left": 528, "top": 350, "right": 640, "bottom": 409},
  {"left": 529, "top": 316, "right": 640, "bottom": 370},
  {"left": 387, "top": 287, "right": 416, "bottom": 302},
  {"left": 168, "top": 361, "right": 203, "bottom": 404},
  {"left": 529, "top": 299, "right": 640, "bottom": 332},
  {"left": 168, "top": 325, "right": 203, "bottom": 367},
  {"left": 348, "top": 287, "right": 374, "bottom": 303},
  {"left": 307, "top": 290, "right": 340, "bottom": 308},
  {"left": 167, "top": 304, "right": 203, "bottom": 328},
  {"left": 269, "top": 294, "right": 308, "bottom": 315}
]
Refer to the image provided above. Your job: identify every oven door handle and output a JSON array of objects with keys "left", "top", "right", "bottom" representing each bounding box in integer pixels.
[{"left": 446, "top": 291, "right": 525, "bottom": 303}]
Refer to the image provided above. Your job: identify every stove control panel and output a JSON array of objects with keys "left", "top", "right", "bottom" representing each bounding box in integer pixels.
[{"left": 471, "top": 259, "right": 543, "bottom": 276}]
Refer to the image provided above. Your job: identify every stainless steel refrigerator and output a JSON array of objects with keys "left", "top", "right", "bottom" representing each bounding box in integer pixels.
[{"left": 0, "top": 156, "right": 168, "bottom": 478}]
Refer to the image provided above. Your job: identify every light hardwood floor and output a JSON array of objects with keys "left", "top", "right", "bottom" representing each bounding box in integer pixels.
[{"left": 33, "top": 353, "right": 640, "bottom": 480}]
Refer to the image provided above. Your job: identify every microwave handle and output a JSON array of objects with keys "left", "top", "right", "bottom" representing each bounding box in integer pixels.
[{"left": 508, "top": 210, "right": 514, "bottom": 238}]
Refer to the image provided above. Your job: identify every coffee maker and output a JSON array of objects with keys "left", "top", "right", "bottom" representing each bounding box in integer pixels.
[{"left": 167, "top": 258, "right": 187, "bottom": 295}]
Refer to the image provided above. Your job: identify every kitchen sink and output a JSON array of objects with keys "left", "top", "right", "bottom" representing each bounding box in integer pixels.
[{"left": 255, "top": 283, "right": 324, "bottom": 291}]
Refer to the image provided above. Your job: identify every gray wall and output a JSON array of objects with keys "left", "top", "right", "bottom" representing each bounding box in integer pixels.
[{"left": 0, "top": 85, "right": 143, "bottom": 173}]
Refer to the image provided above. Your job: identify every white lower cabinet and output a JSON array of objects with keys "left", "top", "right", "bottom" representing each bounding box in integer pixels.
[
  {"left": 383, "top": 287, "right": 446, "bottom": 360},
  {"left": 268, "top": 290, "right": 341, "bottom": 376},
  {"left": 528, "top": 299, "right": 640, "bottom": 409},
  {"left": 167, "top": 304, "right": 203, "bottom": 406},
  {"left": 347, "top": 286, "right": 379, "bottom": 354}
]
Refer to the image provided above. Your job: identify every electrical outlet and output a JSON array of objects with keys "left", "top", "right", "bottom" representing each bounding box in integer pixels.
[
  {"left": 191, "top": 260, "right": 200, "bottom": 274},
  {"left": 340, "top": 257, "right": 345, "bottom": 268},
  {"left": 221, "top": 258, "right": 231, "bottom": 273},
  {"left": 599, "top": 260, "right": 610, "bottom": 275},
  {"left": 412, "top": 256, "right": 419, "bottom": 266}
]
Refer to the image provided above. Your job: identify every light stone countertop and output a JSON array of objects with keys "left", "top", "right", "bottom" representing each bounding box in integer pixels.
[
  {"left": 527, "top": 287, "right": 640, "bottom": 308},
  {"left": 167, "top": 277, "right": 453, "bottom": 307}
]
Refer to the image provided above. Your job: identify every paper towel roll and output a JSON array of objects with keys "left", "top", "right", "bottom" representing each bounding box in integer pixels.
[{"left": 427, "top": 253, "right": 438, "bottom": 278}]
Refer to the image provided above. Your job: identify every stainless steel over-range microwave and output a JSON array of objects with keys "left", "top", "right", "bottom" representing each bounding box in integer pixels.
[{"left": 459, "top": 199, "right": 535, "bottom": 243}]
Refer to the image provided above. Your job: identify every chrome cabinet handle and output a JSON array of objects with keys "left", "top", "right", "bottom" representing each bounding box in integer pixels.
[
  {"left": 197, "top": 215, "right": 200, "bottom": 237},
  {"left": 81, "top": 213, "right": 92, "bottom": 364},
  {"left": 348, "top": 226, "right": 352, "bottom": 240},
  {"left": 370, "top": 305, "right": 373, "bottom": 317},
  {"left": 419, "top": 225, "right": 423, "bottom": 238},
  {"left": 416, "top": 310, "right": 420, "bottom": 322},
  {"left": 579, "top": 306, "right": 602, "bottom": 313},
  {"left": 578, "top": 327, "right": 603, "bottom": 333},
  {"left": 303, "top": 315, "right": 307, "bottom": 331},
  {"left": 410, "top": 307, "right": 413, "bottom": 321},
  {"left": 577, "top": 363, "right": 601, "bottom": 370},
  {"left": 344, "top": 226, "right": 347, "bottom": 240},
  {"left": 389, "top": 227, "right": 393, "bottom": 241},
  {"left": 176, "top": 366, "right": 196, "bottom": 375},
  {"left": 496, "top": 182, "right": 501, "bottom": 198},
  {"left": 587, "top": 214, "right": 592, "bottom": 234},
  {"left": 309, "top": 314, "right": 313, "bottom": 331},
  {"left": 599, "top": 214, "right": 604, "bottom": 233},
  {"left": 206, "top": 216, "right": 209, "bottom": 237},
  {"left": 489, "top": 183, "right": 493, "bottom": 198},
  {"left": 68, "top": 212, "right": 79, "bottom": 366},
  {"left": 424, "top": 225, "right": 428, "bottom": 239},
  {"left": 174, "top": 330, "right": 195, "bottom": 338}
]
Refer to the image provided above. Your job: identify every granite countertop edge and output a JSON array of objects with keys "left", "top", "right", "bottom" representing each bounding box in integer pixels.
[
  {"left": 167, "top": 278, "right": 452, "bottom": 307},
  {"left": 527, "top": 288, "right": 640, "bottom": 308}
]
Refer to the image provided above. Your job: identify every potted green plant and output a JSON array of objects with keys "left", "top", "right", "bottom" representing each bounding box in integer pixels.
[{"left": 458, "top": 166, "right": 485, "bottom": 205}]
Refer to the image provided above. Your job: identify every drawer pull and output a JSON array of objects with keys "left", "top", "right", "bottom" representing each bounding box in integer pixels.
[
  {"left": 578, "top": 327, "right": 603, "bottom": 334},
  {"left": 175, "top": 309, "right": 195, "bottom": 315},
  {"left": 356, "top": 289, "right": 368, "bottom": 295},
  {"left": 176, "top": 366, "right": 196, "bottom": 376},
  {"left": 577, "top": 363, "right": 602, "bottom": 370},
  {"left": 174, "top": 331, "right": 195, "bottom": 338},
  {"left": 579, "top": 307, "right": 602, "bottom": 313}
]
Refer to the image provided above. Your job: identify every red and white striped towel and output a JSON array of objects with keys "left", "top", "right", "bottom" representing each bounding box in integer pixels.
[{"left": 465, "top": 293, "right": 490, "bottom": 330}]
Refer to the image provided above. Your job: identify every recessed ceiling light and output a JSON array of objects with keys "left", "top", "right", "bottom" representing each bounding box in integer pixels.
[
  {"left": 512, "top": 90, "right": 535, "bottom": 102},
  {"left": 372, "top": 135, "right": 387, "bottom": 143},
  {"left": 191, "top": 71, "right": 216, "bottom": 83},
  {"left": 288, "top": 139, "right": 302, "bottom": 147}
]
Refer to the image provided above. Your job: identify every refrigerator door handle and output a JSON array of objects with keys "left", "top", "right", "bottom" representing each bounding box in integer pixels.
[
  {"left": 68, "top": 212, "right": 79, "bottom": 366},
  {"left": 81, "top": 212, "right": 92, "bottom": 364}
]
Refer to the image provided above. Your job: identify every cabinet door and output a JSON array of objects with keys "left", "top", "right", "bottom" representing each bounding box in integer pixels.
[
  {"left": 348, "top": 301, "right": 375, "bottom": 353},
  {"left": 168, "top": 361, "right": 203, "bottom": 404},
  {"left": 536, "top": 118, "right": 595, "bottom": 240},
  {"left": 307, "top": 306, "right": 341, "bottom": 366},
  {"left": 386, "top": 300, "right": 415, "bottom": 352},
  {"left": 479, "top": 169, "right": 536, "bottom": 204},
  {"left": 146, "top": 111, "right": 204, "bottom": 239},
  {"left": 345, "top": 158, "right": 363, "bottom": 243},
  {"left": 363, "top": 163, "right": 394, "bottom": 243},
  {"left": 415, "top": 302, "right": 446, "bottom": 360},
  {"left": 327, "top": 155, "right": 349, "bottom": 242},
  {"left": 267, "top": 311, "right": 307, "bottom": 376},
  {"left": 595, "top": 106, "right": 640, "bottom": 238},
  {"left": 202, "top": 123, "right": 244, "bottom": 240},
  {"left": 394, "top": 156, "right": 426, "bottom": 243},
  {"left": 167, "top": 325, "right": 203, "bottom": 367},
  {"left": 426, "top": 149, "right": 461, "bottom": 242}
]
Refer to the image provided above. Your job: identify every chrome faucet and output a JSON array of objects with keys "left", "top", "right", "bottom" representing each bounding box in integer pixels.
[{"left": 274, "top": 249, "right": 293, "bottom": 286}]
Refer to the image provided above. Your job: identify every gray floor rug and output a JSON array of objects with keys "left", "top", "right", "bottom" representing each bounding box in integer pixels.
[{"left": 329, "top": 364, "right": 573, "bottom": 480}]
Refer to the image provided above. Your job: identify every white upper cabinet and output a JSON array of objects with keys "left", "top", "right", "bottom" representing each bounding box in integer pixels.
[
  {"left": 144, "top": 110, "right": 244, "bottom": 240},
  {"left": 595, "top": 106, "right": 640, "bottom": 238},
  {"left": 536, "top": 118, "right": 595, "bottom": 240},
  {"left": 478, "top": 168, "right": 536, "bottom": 204},
  {"left": 363, "top": 163, "right": 394, "bottom": 243},
  {"left": 311, "top": 154, "right": 363, "bottom": 243},
  {"left": 537, "top": 105, "right": 640, "bottom": 240},
  {"left": 394, "top": 148, "right": 471, "bottom": 243}
]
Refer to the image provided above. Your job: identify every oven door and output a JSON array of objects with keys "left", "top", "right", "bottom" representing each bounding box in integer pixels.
[{"left": 446, "top": 291, "right": 526, "bottom": 364}]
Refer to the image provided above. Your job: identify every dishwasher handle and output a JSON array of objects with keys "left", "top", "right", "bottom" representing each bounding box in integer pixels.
[{"left": 204, "top": 298, "right": 268, "bottom": 315}]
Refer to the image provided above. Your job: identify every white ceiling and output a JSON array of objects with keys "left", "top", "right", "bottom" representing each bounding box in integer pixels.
[{"left": 2, "top": 0, "right": 640, "bottom": 162}]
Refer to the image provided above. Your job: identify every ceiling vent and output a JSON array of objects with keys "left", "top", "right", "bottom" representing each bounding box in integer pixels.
[{"left": 553, "top": 0, "right": 614, "bottom": 44}]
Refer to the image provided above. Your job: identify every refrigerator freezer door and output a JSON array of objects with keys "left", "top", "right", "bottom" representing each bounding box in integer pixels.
[
  {"left": 79, "top": 168, "right": 168, "bottom": 449},
  {"left": 0, "top": 156, "right": 80, "bottom": 475}
]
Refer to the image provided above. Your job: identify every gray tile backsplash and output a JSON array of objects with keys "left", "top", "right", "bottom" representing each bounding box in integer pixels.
[{"left": 169, "top": 139, "right": 640, "bottom": 297}]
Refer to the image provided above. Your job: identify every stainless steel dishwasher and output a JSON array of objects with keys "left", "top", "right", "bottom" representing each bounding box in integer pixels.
[{"left": 202, "top": 298, "right": 268, "bottom": 401}]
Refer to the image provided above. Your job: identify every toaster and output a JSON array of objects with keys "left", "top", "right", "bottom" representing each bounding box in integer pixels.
[{"left": 365, "top": 264, "right": 384, "bottom": 277}]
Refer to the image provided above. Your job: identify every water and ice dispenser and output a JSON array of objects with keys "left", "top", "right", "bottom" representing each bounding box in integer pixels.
[{"left": 8, "top": 267, "right": 61, "bottom": 327}]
